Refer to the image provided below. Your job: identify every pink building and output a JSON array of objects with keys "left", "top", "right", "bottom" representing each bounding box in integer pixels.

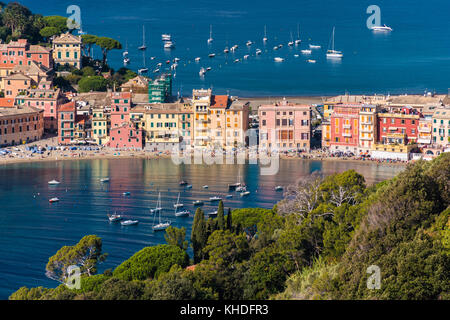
[
  {"left": 330, "top": 104, "right": 361, "bottom": 153},
  {"left": 110, "top": 92, "right": 132, "bottom": 128},
  {"left": 108, "top": 122, "right": 143, "bottom": 149},
  {"left": 58, "top": 101, "right": 75, "bottom": 144},
  {"left": 4, "top": 73, "right": 31, "bottom": 98},
  {"left": 258, "top": 99, "right": 311, "bottom": 151},
  {"left": 0, "top": 39, "right": 53, "bottom": 69},
  {"left": 16, "top": 80, "right": 66, "bottom": 132}
]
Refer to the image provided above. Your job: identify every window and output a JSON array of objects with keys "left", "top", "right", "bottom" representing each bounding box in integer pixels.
[{"left": 262, "top": 120, "right": 266, "bottom": 126}]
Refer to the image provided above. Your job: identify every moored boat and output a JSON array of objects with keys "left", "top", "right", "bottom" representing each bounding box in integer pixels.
[
  {"left": 121, "top": 219, "right": 139, "bottom": 226},
  {"left": 49, "top": 197, "right": 59, "bottom": 203}
]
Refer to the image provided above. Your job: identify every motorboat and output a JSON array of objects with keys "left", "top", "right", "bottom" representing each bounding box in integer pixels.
[
  {"left": 179, "top": 180, "right": 188, "bottom": 186},
  {"left": 209, "top": 196, "right": 222, "bottom": 202},
  {"left": 199, "top": 67, "right": 206, "bottom": 77},
  {"left": 123, "top": 192, "right": 131, "bottom": 196},
  {"left": 186, "top": 185, "right": 193, "bottom": 189},
  {"left": 234, "top": 59, "right": 240, "bottom": 63},
  {"left": 164, "top": 41, "right": 175, "bottom": 49},
  {"left": 274, "top": 57, "right": 284, "bottom": 62},
  {"left": 308, "top": 59, "right": 316, "bottom": 63},
  {"left": 224, "top": 47, "right": 229, "bottom": 53},
  {"left": 108, "top": 213, "right": 123, "bottom": 222},
  {"left": 195, "top": 57, "right": 201, "bottom": 62},
  {"left": 48, "top": 180, "right": 60, "bottom": 185},
  {"left": 175, "top": 209, "right": 190, "bottom": 217},
  {"left": 246, "top": 40, "right": 253, "bottom": 46},
  {"left": 121, "top": 219, "right": 139, "bottom": 226},
  {"left": 193, "top": 200, "right": 204, "bottom": 206},
  {"left": 208, "top": 211, "right": 218, "bottom": 217},
  {"left": 294, "top": 54, "right": 299, "bottom": 58},
  {"left": 256, "top": 49, "right": 262, "bottom": 55},
  {"left": 208, "top": 53, "right": 216, "bottom": 58},
  {"left": 162, "top": 34, "right": 171, "bottom": 41},
  {"left": 206, "top": 67, "right": 212, "bottom": 71},
  {"left": 202, "top": 185, "right": 209, "bottom": 189},
  {"left": 275, "top": 186, "right": 283, "bottom": 191},
  {"left": 273, "top": 46, "right": 278, "bottom": 50},
  {"left": 309, "top": 44, "right": 321, "bottom": 49},
  {"left": 240, "top": 191, "right": 251, "bottom": 197},
  {"left": 100, "top": 178, "right": 110, "bottom": 183},
  {"left": 49, "top": 197, "right": 59, "bottom": 203},
  {"left": 370, "top": 24, "right": 393, "bottom": 32},
  {"left": 138, "top": 68, "right": 148, "bottom": 74},
  {"left": 226, "top": 194, "right": 233, "bottom": 199},
  {"left": 301, "top": 49, "right": 312, "bottom": 54}
]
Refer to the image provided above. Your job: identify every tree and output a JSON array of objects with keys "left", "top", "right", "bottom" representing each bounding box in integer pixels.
[
  {"left": 191, "top": 208, "right": 207, "bottom": 263},
  {"left": 113, "top": 245, "right": 189, "bottom": 281},
  {"left": 39, "top": 26, "right": 59, "bottom": 40},
  {"left": 42, "top": 15, "right": 68, "bottom": 34},
  {"left": 81, "top": 66, "right": 96, "bottom": 77},
  {"left": 2, "top": 2, "right": 32, "bottom": 35},
  {"left": 203, "top": 230, "right": 250, "bottom": 266},
  {"left": 81, "top": 34, "right": 99, "bottom": 57},
  {"left": 226, "top": 208, "right": 232, "bottom": 231},
  {"left": 45, "top": 235, "right": 107, "bottom": 284},
  {"left": 95, "top": 36, "right": 122, "bottom": 66},
  {"left": 164, "top": 226, "right": 188, "bottom": 251},
  {"left": 78, "top": 76, "right": 108, "bottom": 92},
  {"left": 217, "top": 201, "right": 225, "bottom": 230}
]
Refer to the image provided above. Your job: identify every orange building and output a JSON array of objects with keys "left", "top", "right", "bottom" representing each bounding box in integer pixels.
[{"left": 0, "top": 105, "right": 44, "bottom": 146}]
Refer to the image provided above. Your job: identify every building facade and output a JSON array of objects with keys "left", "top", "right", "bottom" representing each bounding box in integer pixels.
[
  {"left": 358, "top": 104, "right": 377, "bottom": 153},
  {"left": 329, "top": 105, "right": 361, "bottom": 154},
  {"left": 0, "top": 39, "right": 52, "bottom": 69},
  {"left": 431, "top": 107, "right": 450, "bottom": 147},
  {"left": 52, "top": 33, "right": 82, "bottom": 69},
  {"left": 58, "top": 101, "right": 76, "bottom": 144},
  {"left": 258, "top": 99, "right": 311, "bottom": 151},
  {"left": 377, "top": 107, "right": 420, "bottom": 145},
  {"left": 0, "top": 106, "right": 44, "bottom": 146}
]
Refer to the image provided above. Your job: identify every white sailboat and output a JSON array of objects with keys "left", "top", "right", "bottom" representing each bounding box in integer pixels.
[
  {"left": 263, "top": 25, "right": 268, "bottom": 42},
  {"left": 288, "top": 32, "right": 294, "bottom": 46},
  {"left": 153, "top": 202, "right": 171, "bottom": 231},
  {"left": 121, "top": 219, "right": 139, "bottom": 226},
  {"left": 48, "top": 179, "right": 60, "bottom": 185},
  {"left": 295, "top": 24, "right": 301, "bottom": 45},
  {"left": 207, "top": 25, "right": 213, "bottom": 44},
  {"left": 150, "top": 192, "right": 162, "bottom": 214},
  {"left": 173, "top": 193, "right": 184, "bottom": 209},
  {"left": 138, "top": 25, "right": 147, "bottom": 50},
  {"left": 326, "top": 27, "right": 343, "bottom": 59},
  {"left": 175, "top": 207, "right": 190, "bottom": 217}
]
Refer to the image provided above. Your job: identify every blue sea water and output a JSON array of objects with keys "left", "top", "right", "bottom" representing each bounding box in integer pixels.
[
  {"left": 0, "top": 158, "right": 405, "bottom": 298},
  {"left": 18, "top": 0, "right": 450, "bottom": 96}
]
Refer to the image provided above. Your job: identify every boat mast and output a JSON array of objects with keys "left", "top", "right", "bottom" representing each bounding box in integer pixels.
[{"left": 332, "top": 27, "right": 335, "bottom": 51}]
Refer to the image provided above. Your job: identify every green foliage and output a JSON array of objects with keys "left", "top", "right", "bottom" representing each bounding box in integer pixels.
[
  {"left": 113, "top": 245, "right": 189, "bottom": 281},
  {"left": 42, "top": 16, "right": 67, "bottom": 34},
  {"left": 39, "top": 26, "right": 58, "bottom": 39},
  {"left": 217, "top": 201, "right": 225, "bottom": 230},
  {"left": 78, "top": 76, "right": 108, "bottom": 92},
  {"left": 45, "top": 235, "right": 107, "bottom": 283},
  {"left": 231, "top": 208, "right": 273, "bottom": 229},
  {"left": 203, "top": 230, "right": 250, "bottom": 266},
  {"left": 81, "top": 66, "right": 96, "bottom": 77},
  {"left": 191, "top": 208, "right": 207, "bottom": 263},
  {"left": 164, "top": 226, "right": 188, "bottom": 251}
]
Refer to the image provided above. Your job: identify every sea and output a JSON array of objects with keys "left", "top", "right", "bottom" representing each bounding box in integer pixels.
[
  {"left": 0, "top": 158, "right": 405, "bottom": 298},
  {"left": 18, "top": 0, "right": 450, "bottom": 97}
]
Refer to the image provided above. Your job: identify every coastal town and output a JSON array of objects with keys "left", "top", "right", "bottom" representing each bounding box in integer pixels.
[{"left": 0, "top": 33, "right": 449, "bottom": 164}]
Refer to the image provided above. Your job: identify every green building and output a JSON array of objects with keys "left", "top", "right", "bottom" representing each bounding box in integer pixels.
[{"left": 149, "top": 73, "right": 172, "bottom": 103}]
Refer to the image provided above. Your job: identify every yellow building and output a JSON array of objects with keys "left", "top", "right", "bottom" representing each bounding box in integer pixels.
[
  {"left": 191, "top": 89, "right": 249, "bottom": 148},
  {"left": 130, "top": 102, "right": 193, "bottom": 151},
  {"left": 52, "top": 33, "right": 82, "bottom": 69},
  {"left": 92, "top": 106, "right": 109, "bottom": 145},
  {"left": 358, "top": 104, "right": 377, "bottom": 153}
]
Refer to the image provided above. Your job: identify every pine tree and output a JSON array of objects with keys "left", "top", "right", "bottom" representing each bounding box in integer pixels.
[
  {"left": 226, "top": 208, "right": 233, "bottom": 231},
  {"left": 191, "top": 208, "right": 207, "bottom": 263},
  {"left": 217, "top": 200, "right": 225, "bottom": 230}
]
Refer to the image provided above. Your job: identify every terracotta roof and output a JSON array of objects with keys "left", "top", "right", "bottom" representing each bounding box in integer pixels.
[
  {"left": 0, "top": 98, "right": 15, "bottom": 107},
  {"left": 111, "top": 91, "right": 132, "bottom": 99},
  {"left": 52, "top": 33, "right": 82, "bottom": 44},
  {"left": 59, "top": 101, "right": 76, "bottom": 112},
  {"left": 186, "top": 265, "right": 197, "bottom": 272},
  {"left": 210, "top": 95, "right": 229, "bottom": 108},
  {"left": 28, "top": 45, "right": 51, "bottom": 53}
]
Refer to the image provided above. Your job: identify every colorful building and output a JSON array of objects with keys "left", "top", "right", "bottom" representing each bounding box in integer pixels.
[
  {"left": 0, "top": 39, "right": 53, "bottom": 69},
  {"left": 377, "top": 106, "right": 420, "bottom": 145},
  {"left": 58, "top": 101, "right": 76, "bottom": 145},
  {"left": 417, "top": 118, "right": 433, "bottom": 146},
  {"left": 329, "top": 104, "right": 361, "bottom": 153},
  {"left": 4, "top": 73, "right": 32, "bottom": 98},
  {"left": 92, "top": 106, "right": 110, "bottom": 145},
  {"left": 358, "top": 104, "right": 377, "bottom": 153},
  {"left": 371, "top": 143, "right": 417, "bottom": 161},
  {"left": 108, "top": 122, "right": 143, "bottom": 149},
  {"left": 15, "top": 80, "right": 66, "bottom": 132},
  {"left": 0, "top": 105, "right": 44, "bottom": 147},
  {"left": 431, "top": 107, "right": 450, "bottom": 147},
  {"left": 258, "top": 99, "right": 311, "bottom": 151},
  {"left": 52, "top": 33, "right": 82, "bottom": 69},
  {"left": 121, "top": 75, "right": 149, "bottom": 93},
  {"left": 149, "top": 73, "right": 172, "bottom": 103}
]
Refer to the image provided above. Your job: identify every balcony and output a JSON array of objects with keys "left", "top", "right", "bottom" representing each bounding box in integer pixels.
[
  {"left": 342, "top": 132, "right": 352, "bottom": 137},
  {"left": 360, "top": 121, "right": 372, "bottom": 125},
  {"left": 360, "top": 136, "right": 373, "bottom": 141},
  {"left": 360, "top": 128, "right": 372, "bottom": 133},
  {"left": 343, "top": 124, "right": 351, "bottom": 129},
  {"left": 418, "top": 127, "right": 431, "bottom": 133}
]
